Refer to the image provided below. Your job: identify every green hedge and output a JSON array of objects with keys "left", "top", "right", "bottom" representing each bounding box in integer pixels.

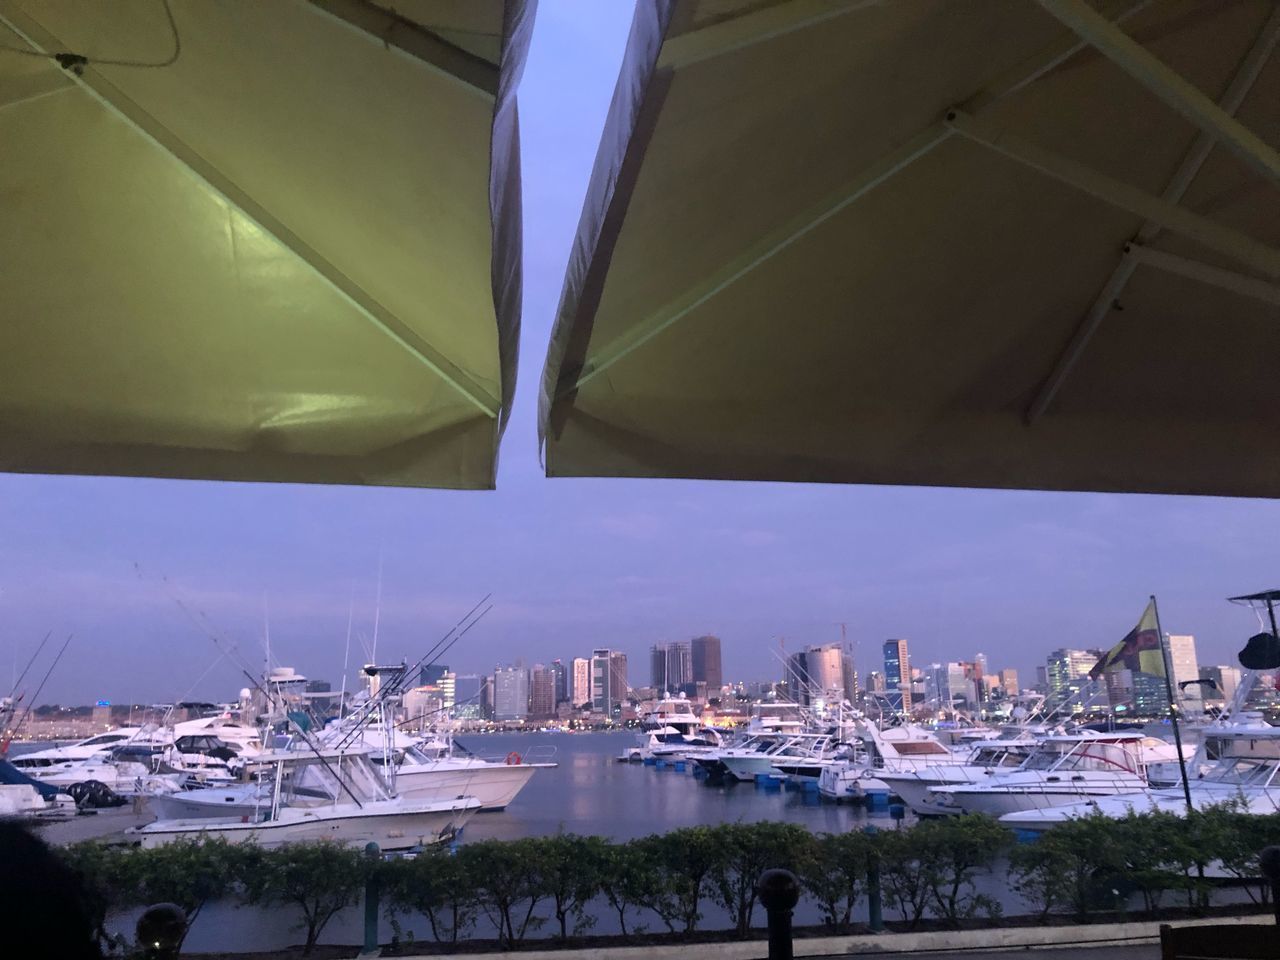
[{"left": 58, "top": 808, "right": 1280, "bottom": 954}]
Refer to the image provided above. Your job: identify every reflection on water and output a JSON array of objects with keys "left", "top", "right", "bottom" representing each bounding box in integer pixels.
[{"left": 455, "top": 730, "right": 882, "bottom": 843}]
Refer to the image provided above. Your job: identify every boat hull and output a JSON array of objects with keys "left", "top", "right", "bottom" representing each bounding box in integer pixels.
[
  {"left": 134, "top": 799, "right": 479, "bottom": 850},
  {"left": 393, "top": 762, "right": 539, "bottom": 811}
]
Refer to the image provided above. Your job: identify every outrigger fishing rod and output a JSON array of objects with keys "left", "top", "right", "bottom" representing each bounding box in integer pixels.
[{"left": 332, "top": 596, "right": 492, "bottom": 751}]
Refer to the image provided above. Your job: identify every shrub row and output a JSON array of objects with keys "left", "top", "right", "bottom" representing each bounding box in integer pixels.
[{"left": 59, "top": 806, "right": 1280, "bottom": 955}]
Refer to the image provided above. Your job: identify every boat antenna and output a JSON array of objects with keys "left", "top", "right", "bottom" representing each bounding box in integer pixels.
[
  {"left": 2, "top": 634, "right": 72, "bottom": 755},
  {"left": 333, "top": 599, "right": 492, "bottom": 750},
  {"left": 371, "top": 549, "right": 384, "bottom": 664},
  {"left": 5, "top": 630, "right": 51, "bottom": 702},
  {"left": 339, "top": 586, "right": 355, "bottom": 719}
]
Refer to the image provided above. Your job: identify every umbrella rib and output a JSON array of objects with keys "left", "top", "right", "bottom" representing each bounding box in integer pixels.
[
  {"left": 563, "top": 0, "right": 1155, "bottom": 399},
  {"left": 0, "top": 5, "right": 501, "bottom": 422},
  {"left": 1024, "top": 2, "right": 1280, "bottom": 424},
  {"left": 946, "top": 110, "right": 1280, "bottom": 279},
  {"left": 1123, "top": 243, "right": 1280, "bottom": 308},
  {"left": 306, "top": 0, "right": 497, "bottom": 100},
  {"left": 1035, "top": 0, "right": 1280, "bottom": 185},
  {"left": 657, "top": 0, "right": 884, "bottom": 71}
]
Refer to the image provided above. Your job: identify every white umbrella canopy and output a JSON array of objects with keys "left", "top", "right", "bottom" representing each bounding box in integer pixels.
[
  {"left": 0, "top": 0, "right": 532, "bottom": 489},
  {"left": 540, "top": 0, "right": 1280, "bottom": 497}
]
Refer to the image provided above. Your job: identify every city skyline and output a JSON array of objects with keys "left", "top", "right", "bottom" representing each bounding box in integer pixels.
[{"left": 2, "top": 1, "right": 1280, "bottom": 705}]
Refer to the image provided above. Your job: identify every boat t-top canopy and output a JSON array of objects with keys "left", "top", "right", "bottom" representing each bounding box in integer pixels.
[
  {"left": 541, "top": 0, "right": 1280, "bottom": 497},
  {"left": 1, "top": 0, "right": 533, "bottom": 490}
]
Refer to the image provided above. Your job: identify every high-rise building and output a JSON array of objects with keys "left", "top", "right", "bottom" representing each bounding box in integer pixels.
[
  {"left": 493, "top": 665, "right": 529, "bottom": 721},
  {"left": 1133, "top": 671, "right": 1169, "bottom": 714},
  {"left": 841, "top": 652, "right": 858, "bottom": 703},
  {"left": 691, "top": 636, "right": 723, "bottom": 690},
  {"left": 550, "top": 659, "right": 568, "bottom": 706},
  {"left": 1046, "top": 649, "right": 1096, "bottom": 697},
  {"left": 1104, "top": 668, "right": 1135, "bottom": 711},
  {"left": 866, "top": 671, "right": 885, "bottom": 693},
  {"left": 998, "top": 668, "right": 1019, "bottom": 695},
  {"left": 591, "top": 649, "right": 629, "bottom": 714},
  {"left": 529, "top": 665, "right": 555, "bottom": 719},
  {"left": 452, "top": 674, "right": 483, "bottom": 719},
  {"left": 650, "top": 641, "right": 692, "bottom": 693},
  {"left": 784, "top": 650, "right": 809, "bottom": 703},
  {"left": 805, "top": 644, "right": 844, "bottom": 698},
  {"left": 1167, "top": 635, "right": 1201, "bottom": 703},
  {"left": 1034, "top": 665, "right": 1048, "bottom": 692},
  {"left": 419, "top": 663, "right": 449, "bottom": 687},
  {"left": 883, "top": 639, "right": 911, "bottom": 712},
  {"left": 1200, "top": 665, "right": 1241, "bottom": 704},
  {"left": 571, "top": 657, "right": 590, "bottom": 707}
]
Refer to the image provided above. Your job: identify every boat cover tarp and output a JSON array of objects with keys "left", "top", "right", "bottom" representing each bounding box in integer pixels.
[
  {"left": 0, "top": 0, "right": 534, "bottom": 489},
  {"left": 540, "top": 0, "right": 1280, "bottom": 498},
  {"left": 0, "top": 758, "right": 62, "bottom": 799}
]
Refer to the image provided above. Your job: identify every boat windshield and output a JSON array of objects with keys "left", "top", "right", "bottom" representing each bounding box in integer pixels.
[
  {"left": 1204, "top": 757, "right": 1279, "bottom": 787},
  {"left": 1021, "top": 741, "right": 1138, "bottom": 774},
  {"left": 281, "top": 754, "right": 391, "bottom": 806}
]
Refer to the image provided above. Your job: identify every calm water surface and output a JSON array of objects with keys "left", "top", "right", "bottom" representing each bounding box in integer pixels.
[{"left": 453, "top": 730, "right": 885, "bottom": 842}]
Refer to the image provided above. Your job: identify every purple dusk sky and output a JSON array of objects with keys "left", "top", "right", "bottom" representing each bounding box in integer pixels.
[{"left": 3, "top": 2, "right": 1280, "bottom": 706}]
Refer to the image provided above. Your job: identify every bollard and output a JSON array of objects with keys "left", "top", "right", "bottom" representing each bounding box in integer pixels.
[
  {"left": 757, "top": 869, "right": 800, "bottom": 960},
  {"left": 1260, "top": 845, "right": 1280, "bottom": 926},
  {"left": 863, "top": 825, "right": 884, "bottom": 932},
  {"left": 136, "top": 903, "right": 186, "bottom": 960},
  {"left": 361, "top": 841, "right": 381, "bottom": 957}
]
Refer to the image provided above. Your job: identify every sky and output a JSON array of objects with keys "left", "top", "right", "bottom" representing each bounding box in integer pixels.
[{"left": 4, "top": 1, "right": 1280, "bottom": 706}]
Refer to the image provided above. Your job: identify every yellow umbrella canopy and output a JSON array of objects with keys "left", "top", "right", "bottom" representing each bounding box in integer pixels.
[
  {"left": 541, "top": 0, "right": 1280, "bottom": 497},
  {"left": 0, "top": 0, "right": 533, "bottom": 489}
]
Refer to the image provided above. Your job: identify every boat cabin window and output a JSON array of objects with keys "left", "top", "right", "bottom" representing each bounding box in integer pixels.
[{"left": 892, "top": 742, "right": 949, "bottom": 756}]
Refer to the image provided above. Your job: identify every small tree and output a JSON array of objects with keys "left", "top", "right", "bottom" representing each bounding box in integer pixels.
[
  {"left": 124, "top": 839, "right": 244, "bottom": 946},
  {"left": 710, "top": 822, "right": 812, "bottom": 936},
  {"left": 639, "top": 827, "right": 726, "bottom": 933},
  {"left": 921, "top": 815, "right": 1011, "bottom": 925},
  {"left": 796, "top": 830, "right": 872, "bottom": 931},
  {"left": 599, "top": 840, "right": 660, "bottom": 936},
  {"left": 382, "top": 848, "right": 479, "bottom": 943},
  {"left": 539, "top": 834, "right": 608, "bottom": 940},
  {"left": 877, "top": 826, "right": 935, "bottom": 928},
  {"left": 458, "top": 838, "right": 549, "bottom": 947},
  {"left": 58, "top": 841, "right": 136, "bottom": 954},
  {"left": 242, "top": 842, "right": 370, "bottom": 955}
]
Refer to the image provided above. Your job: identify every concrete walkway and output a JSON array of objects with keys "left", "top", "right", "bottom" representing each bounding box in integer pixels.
[{"left": 397, "top": 915, "right": 1271, "bottom": 960}]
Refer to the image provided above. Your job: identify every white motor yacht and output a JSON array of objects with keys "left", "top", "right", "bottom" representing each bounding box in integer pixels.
[
  {"left": 391, "top": 744, "right": 555, "bottom": 811},
  {"left": 875, "top": 737, "right": 1039, "bottom": 816},
  {"left": 818, "top": 722, "right": 959, "bottom": 801},
  {"left": 1000, "top": 721, "right": 1280, "bottom": 831},
  {"left": 133, "top": 748, "right": 480, "bottom": 850},
  {"left": 931, "top": 731, "right": 1179, "bottom": 817},
  {"left": 721, "top": 733, "right": 831, "bottom": 782}
]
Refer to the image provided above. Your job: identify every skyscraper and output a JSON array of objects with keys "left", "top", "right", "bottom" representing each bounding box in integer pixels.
[
  {"left": 529, "top": 665, "right": 555, "bottom": 719},
  {"left": 1199, "top": 665, "right": 1240, "bottom": 703},
  {"left": 452, "top": 674, "right": 483, "bottom": 719},
  {"left": 651, "top": 641, "right": 692, "bottom": 693},
  {"left": 591, "top": 649, "right": 629, "bottom": 714},
  {"left": 691, "top": 635, "right": 723, "bottom": 690},
  {"left": 571, "top": 657, "right": 590, "bottom": 707},
  {"left": 883, "top": 639, "right": 911, "bottom": 712},
  {"left": 550, "top": 659, "right": 568, "bottom": 706},
  {"left": 1046, "top": 649, "right": 1096, "bottom": 697},
  {"left": 805, "top": 644, "right": 843, "bottom": 699},
  {"left": 651, "top": 643, "right": 668, "bottom": 692},
  {"left": 1167, "top": 635, "right": 1201, "bottom": 703},
  {"left": 419, "top": 663, "right": 449, "bottom": 687},
  {"left": 493, "top": 665, "right": 529, "bottom": 721},
  {"left": 998, "top": 668, "right": 1019, "bottom": 695}
]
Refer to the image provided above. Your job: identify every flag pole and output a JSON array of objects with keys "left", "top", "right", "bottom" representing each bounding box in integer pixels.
[{"left": 1150, "top": 594, "right": 1194, "bottom": 814}]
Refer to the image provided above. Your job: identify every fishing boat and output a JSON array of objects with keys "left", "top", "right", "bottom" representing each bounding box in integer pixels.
[
  {"left": 999, "top": 720, "right": 1280, "bottom": 830},
  {"left": 817, "top": 722, "right": 959, "bottom": 802},
  {"left": 132, "top": 747, "right": 480, "bottom": 850},
  {"left": 929, "top": 731, "right": 1179, "bottom": 817}
]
